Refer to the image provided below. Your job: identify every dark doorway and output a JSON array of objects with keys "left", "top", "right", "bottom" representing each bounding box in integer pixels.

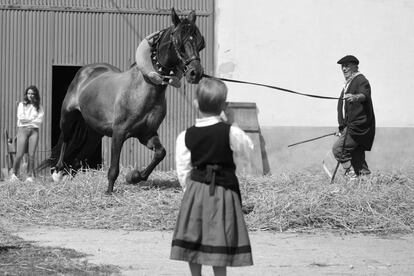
[{"left": 52, "top": 66, "right": 102, "bottom": 169}]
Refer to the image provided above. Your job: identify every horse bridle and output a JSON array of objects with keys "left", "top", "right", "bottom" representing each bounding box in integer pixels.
[
  {"left": 170, "top": 28, "right": 201, "bottom": 75},
  {"left": 150, "top": 25, "right": 202, "bottom": 81}
]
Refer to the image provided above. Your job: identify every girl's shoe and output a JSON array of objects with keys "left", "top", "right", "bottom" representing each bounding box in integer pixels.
[
  {"left": 25, "top": 177, "right": 34, "bottom": 183},
  {"left": 242, "top": 203, "right": 255, "bottom": 214}
]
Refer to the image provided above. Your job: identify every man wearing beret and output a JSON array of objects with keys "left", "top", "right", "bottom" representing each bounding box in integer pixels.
[{"left": 332, "top": 55, "right": 376, "bottom": 178}]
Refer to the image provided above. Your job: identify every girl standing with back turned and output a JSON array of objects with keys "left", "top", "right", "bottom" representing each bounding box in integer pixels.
[{"left": 170, "top": 78, "right": 254, "bottom": 276}]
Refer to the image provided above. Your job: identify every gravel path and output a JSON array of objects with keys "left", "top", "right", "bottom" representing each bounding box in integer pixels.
[{"left": 17, "top": 226, "right": 414, "bottom": 275}]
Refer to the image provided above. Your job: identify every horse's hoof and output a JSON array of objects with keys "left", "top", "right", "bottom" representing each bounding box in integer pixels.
[
  {"left": 125, "top": 170, "right": 142, "bottom": 184},
  {"left": 52, "top": 171, "right": 63, "bottom": 183},
  {"left": 105, "top": 190, "right": 113, "bottom": 195},
  {"left": 52, "top": 171, "right": 71, "bottom": 182}
]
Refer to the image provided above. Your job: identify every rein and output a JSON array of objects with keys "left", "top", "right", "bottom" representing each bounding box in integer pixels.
[
  {"left": 109, "top": 0, "right": 331, "bottom": 100},
  {"left": 203, "top": 74, "right": 339, "bottom": 100}
]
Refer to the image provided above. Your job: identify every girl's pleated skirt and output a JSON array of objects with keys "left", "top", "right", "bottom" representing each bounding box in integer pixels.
[{"left": 170, "top": 179, "right": 253, "bottom": 267}]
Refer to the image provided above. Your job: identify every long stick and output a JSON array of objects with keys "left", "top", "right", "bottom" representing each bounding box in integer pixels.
[
  {"left": 330, "top": 161, "right": 340, "bottom": 184},
  {"left": 287, "top": 132, "right": 336, "bottom": 147}
]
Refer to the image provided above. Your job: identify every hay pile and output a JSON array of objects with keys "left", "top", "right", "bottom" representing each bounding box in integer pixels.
[
  {"left": 1, "top": 168, "right": 413, "bottom": 234},
  {"left": 0, "top": 169, "right": 182, "bottom": 231},
  {"left": 241, "top": 171, "right": 414, "bottom": 233}
]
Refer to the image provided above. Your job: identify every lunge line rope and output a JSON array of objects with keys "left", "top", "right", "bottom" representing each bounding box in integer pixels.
[{"left": 202, "top": 74, "right": 339, "bottom": 100}]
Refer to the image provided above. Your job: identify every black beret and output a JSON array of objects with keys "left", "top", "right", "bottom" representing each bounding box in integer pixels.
[{"left": 337, "top": 55, "right": 359, "bottom": 65}]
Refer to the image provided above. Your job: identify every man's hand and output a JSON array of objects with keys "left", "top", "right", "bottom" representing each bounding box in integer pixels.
[
  {"left": 343, "top": 94, "right": 358, "bottom": 103},
  {"left": 343, "top": 93, "right": 365, "bottom": 103},
  {"left": 147, "top": 71, "right": 164, "bottom": 85},
  {"left": 163, "top": 75, "right": 181, "bottom": 88},
  {"left": 335, "top": 129, "right": 342, "bottom": 137}
]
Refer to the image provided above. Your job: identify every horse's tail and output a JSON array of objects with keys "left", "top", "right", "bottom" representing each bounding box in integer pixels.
[
  {"left": 37, "top": 112, "right": 92, "bottom": 172},
  {"left": 36, "top": 132, "right": 64, "bottom": 171}
]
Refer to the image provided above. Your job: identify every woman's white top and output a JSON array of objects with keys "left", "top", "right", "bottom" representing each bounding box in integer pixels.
[{"left": 17, "top": 102, "right": 44, "bottom": 128}]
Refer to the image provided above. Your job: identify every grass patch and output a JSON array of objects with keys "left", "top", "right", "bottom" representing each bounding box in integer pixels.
[
  {"left": 0, "top": 227, "right": 120, "bottom": 275},
  {"left": 0, "top": 168, "right": 413, "bottom": 234}
]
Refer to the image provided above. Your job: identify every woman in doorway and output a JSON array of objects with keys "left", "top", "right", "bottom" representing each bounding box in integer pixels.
[{"left": 9, "top": 85, "right": 44, "bottom": 182}]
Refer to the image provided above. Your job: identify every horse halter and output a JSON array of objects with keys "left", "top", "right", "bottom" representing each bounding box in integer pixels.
[
  {"left": 149, "top": 24, "right": 203, "bottom": 81},
  {"left": 170, "top": 30, "right": 201, "bottom": 74}
]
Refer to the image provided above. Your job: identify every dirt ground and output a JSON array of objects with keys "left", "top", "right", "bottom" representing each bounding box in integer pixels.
[{"left": 15, "top": 226, "right": 414, "bottom": 276}]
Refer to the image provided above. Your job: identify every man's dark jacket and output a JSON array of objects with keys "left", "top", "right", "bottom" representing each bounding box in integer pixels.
[{"left": 337, "top": 74, "right": 375, "bottom": 150}]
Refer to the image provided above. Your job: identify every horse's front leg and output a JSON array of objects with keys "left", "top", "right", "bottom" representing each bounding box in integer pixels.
[
  {"left": 126, "top": 135, "right": 166, "bottom": 184},
  {"left": 106, "top": 132, "right": 126, "bottom": 194}
]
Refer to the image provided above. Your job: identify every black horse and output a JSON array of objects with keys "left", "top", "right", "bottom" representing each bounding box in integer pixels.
[{"left": 39, "top": 8, "right": 205, "bottom": 193}]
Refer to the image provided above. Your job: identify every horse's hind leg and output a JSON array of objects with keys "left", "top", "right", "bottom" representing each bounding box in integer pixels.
[
  {"left": 55, "top": 110, "right": 78, "bottom": 171},
  {"left": 126, "top": 135, "right": 166, "bottom": 184}
]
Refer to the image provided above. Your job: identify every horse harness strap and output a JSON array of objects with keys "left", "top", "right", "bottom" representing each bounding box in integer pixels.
[
  {"left": 190, "top": 165, "right": 242, "bottom": 202},
  {"left": 170, "top": 30, "right": 201, "bottom": 69},
  {"left": 149, "top": 26, "right": 200, "bottom": 81},
  {"left": 148, "top": 29, "right": 179, "bottom": 80},
  {"left": 149, "top": 28, "right": 188, "bottom": 82}
]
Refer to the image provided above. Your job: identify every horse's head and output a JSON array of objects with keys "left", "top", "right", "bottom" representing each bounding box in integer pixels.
[{"left": 170, "top": 8, "right": 205, "bottom": 84}]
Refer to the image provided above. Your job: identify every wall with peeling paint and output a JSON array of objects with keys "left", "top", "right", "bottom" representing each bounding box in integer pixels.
[
  {"left": 214, "top": 0, "right": 414, "bottom": 174},
  {"left": 214, "top": 0, "right": 414, "bottom": 128}
]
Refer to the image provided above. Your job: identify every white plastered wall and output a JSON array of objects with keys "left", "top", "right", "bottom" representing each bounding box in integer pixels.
[{"left": 215, "top": 0, "right": 414, "bottom": 127}]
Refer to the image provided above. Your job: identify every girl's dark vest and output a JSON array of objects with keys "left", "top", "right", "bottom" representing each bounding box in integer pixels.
[
  {"left": 185, "top": 122, "right": 241, "bottom": 201},
  {"left": 185, "top": 122, "right": 235, "bottom": 170}
]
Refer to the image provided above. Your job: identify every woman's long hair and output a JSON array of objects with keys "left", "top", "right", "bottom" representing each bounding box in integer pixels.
[{"left": 23, "top": 85, "right": 40, "bottom": 111}]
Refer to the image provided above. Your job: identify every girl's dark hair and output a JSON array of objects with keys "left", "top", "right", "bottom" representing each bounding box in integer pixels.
[{"left": 23, "top": 85, "right": 41, "bottom": 111}]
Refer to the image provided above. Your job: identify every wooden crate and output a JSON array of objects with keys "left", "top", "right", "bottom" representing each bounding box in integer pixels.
[{"left": 225, "top": 102, "right": 264, "bottom": 175}]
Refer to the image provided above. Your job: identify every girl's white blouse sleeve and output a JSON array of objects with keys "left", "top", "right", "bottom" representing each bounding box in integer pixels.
[
  {"left": 175, "top": 130, "right": 192, "bottom": 191},
  {"left": 32, "top": 105, "right": 45, "bottom": 125},
  {"left": 17, "top": 102, "right": 25, "bottom": 120}
]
